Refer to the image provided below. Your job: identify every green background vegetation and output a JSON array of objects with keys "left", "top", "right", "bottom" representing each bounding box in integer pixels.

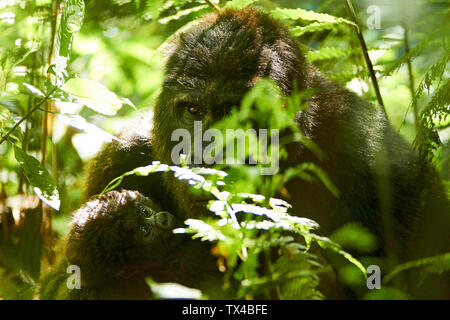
[{"left": 0, "top": 0, "right": 449, "bottom": 299}]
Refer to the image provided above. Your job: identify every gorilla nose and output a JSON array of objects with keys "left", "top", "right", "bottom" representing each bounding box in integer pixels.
[{"left": 154, "top": 211, "right": 175, "bottom": 229}]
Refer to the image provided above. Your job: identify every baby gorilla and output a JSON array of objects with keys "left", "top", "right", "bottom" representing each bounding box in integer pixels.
[{"left": 38, "top": 190, "right": 178, "bottom": 299}]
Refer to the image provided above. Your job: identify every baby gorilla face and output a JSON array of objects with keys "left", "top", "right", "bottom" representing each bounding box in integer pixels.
[
  {"left": 66, "top": 190, "right": 180, "bottom": 282},
  {"left": 134, "top": 201, "right": 177, "bottom": 244}
]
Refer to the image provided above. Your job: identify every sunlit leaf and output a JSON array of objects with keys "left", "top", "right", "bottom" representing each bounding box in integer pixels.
[
  {"left": 306, "top": 47, "right": 356, "bottom": 62},
  {"left": 174, "top": 218, "right": 226, "bottom": 241},
  {"left": 14, "top": 146, "right": 60, "bottom": 210},
  {"left": 61, "top": 78, "right": 131, "bottom": 115},
  {"left": 289, "top": 22, "right": 338, "bottom": 37},
  {"left": 224, "top": 0, "right": 258, "bottom": 10},
  {"left": 158, "top": 5, "right": 208, "bottom": 24},
  {"left": 22, "top": 82, "right": 44, "bottom": 97},
  {"left": 102, "top": 161, "right": 171, "bottom": 194},
  {"left": 146, "top": 279, "right": 203, "bottom": 299},
  {"left": 54, "top": 0, "right": 85, "bottom": 85},
  {"left": 0, "top": 105, "right": 12, "bottom": 128},
  {"left": 57, "top": 113, "right": 118, "bottom": 142},
  {"left": 145, "top": 0, "right": 165, "bottom": 20},
  {"left": 238, "top": 193, "right": 265, "bottom": 203},
  {"left": 271, "top": 8, "right": 356, "bottom": 27}
]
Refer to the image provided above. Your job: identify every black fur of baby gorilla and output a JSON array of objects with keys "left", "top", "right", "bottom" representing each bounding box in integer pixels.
[
  {"left": 38, "top": 190, "right": 182, "bottom": 299},
  {"left": 85, "top": 8, "right": 450, "bottom": 298}
]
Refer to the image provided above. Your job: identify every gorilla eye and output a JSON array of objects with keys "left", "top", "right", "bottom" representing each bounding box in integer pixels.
[
  {"left": 187, "top": 105, "right": 200, "bottom": 115},
  {"left": 137, "top": 204, "right": 152, "bottom": 218},
  {"left": 139, "top": 224, "right": 151, "bottom": 237}
]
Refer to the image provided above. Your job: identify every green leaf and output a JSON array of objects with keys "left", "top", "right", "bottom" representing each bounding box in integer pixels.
[
  {"left": 289, "top": 22, "right": 338, "bottom": 37},
  {"left": 312, "top": 233, "right": 367, "bottom": 278},
  {"left": 61, "top": 78, "right": 132, "bottom": 115},
  {"left": 56, "top": 114, "right": 118, "bottom": 142},
  {"left": 158, "top": 5, "right": 208, "bottom": 24},
  {"left": 54, "top": 0, "right": 85, "bottom": 85},
  {"left": 22, "top": 83, "right": 45, "bottom": 97},
  {"left": 224, "top": 0, "right": 258, "bottom": 10},
  {"left": 0, "top": 45, "right": 38, "bottom": 81},
  {"left": 101, "top": 161, "right": 171, "bottom": 194},
  {"left": 330, "top": 223, "right": 377, "bottom": 253},
  {"left": 0, "top": 100, "right": 22, "bottom": 141},
  {"left": 383, "top": 253, "right": 450, "bottom": 284},
  {"left": 145, "top": 0, "right": 165, "bottom": 20},
  {"left": 306, "top": 47, "right": 354, "bottom": 62},
  {"left": 174, "top": 218, "right": 226, "bottom": 241},
  {"left": 271, "top": 8, "right": 356, "bottom": 27},
  {"left": 14, "top": 146, "right": 60, "bottom": 211},
  {"left": 0, "top": 105, "right": 12, "bottom": 128}
]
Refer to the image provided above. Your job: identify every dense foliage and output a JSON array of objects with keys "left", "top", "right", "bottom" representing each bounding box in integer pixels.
[{"left": 0, "top": 0, "right": 449, "bottom": 300}]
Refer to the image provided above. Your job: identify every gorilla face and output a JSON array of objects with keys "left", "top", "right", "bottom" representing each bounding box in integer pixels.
[
  {"left": 66, "top": 190, "right": 179, "bottom": 283},
  {"left": 135, "top": 201, "right": 177, "bottom": 244},
  {"left": 152, "top": 9, "right": 306, "bottom": 218}
]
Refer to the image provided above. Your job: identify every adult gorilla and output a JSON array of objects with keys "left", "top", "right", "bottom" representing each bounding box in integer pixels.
[{"left": 86, "top": 8, "right": 450, "bottom": 298}]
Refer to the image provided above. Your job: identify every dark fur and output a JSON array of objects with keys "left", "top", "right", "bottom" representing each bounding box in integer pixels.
[
  {"left": 85, "top": 9, "right": 450, "bottom": 298},
  {"left": 39, "top": 190, "right": 169, "bottom": 299},
  {"left": 39, "top": 190, "right": 227, "bottom": 299},
  {"left": 85, "top": 114, "right": 175, "bottom": 211}
]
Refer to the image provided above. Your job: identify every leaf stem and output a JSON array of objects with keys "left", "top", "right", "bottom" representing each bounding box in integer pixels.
[
  {"left": 205, "top": 0, "right": 220, "bottom": 13},
  {"left": 402, "top": 19, "right": 419, "bottom": 133},
  {"left": 0, "top": 86, "right": 58, "bottom": 146},
  {"left": 344, "top": 0, "right": 386, "bottom": 115}
]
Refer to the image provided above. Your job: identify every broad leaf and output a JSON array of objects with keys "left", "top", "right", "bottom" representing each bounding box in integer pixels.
[
  {"left": 61, "top": 78, "right": 132, "bottom": 115},
  {"left": 57, "top": 113, "right": 118, "bottom": 142},
  {"left": 14, "top": 146, "right": 60, "bottom": 210},
  {"left": 54, "top": 0, "right": 85, "bottom": 85}
]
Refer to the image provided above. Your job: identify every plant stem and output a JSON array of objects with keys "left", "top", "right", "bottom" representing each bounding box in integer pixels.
[
  {"left": 345, "top": 0, "right": 386, "bottom": 115},
  {"left": 0, "top": 87, "right": 57, "bottom": 146},
  {"left": 402, "top": 20, "right": 419, "bottom": 133},
  {"left": 42, "top": 0, "right": 59, "bottom": 166},
  {"left": 205, "top": 0, "right": 220, "bottom": 13}
]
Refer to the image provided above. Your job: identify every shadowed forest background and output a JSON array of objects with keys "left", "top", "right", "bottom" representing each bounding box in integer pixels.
[{"left": 0, "top": 0, "right": 449, "bottom": 300}]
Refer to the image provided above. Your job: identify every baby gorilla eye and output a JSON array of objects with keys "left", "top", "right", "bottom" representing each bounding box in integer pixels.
[
  {"left": 139, "top": 224, "right": 152, "bottom": 237},
  {"left": 137, "top": 203, "right": 153, "bottom": 218}
]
